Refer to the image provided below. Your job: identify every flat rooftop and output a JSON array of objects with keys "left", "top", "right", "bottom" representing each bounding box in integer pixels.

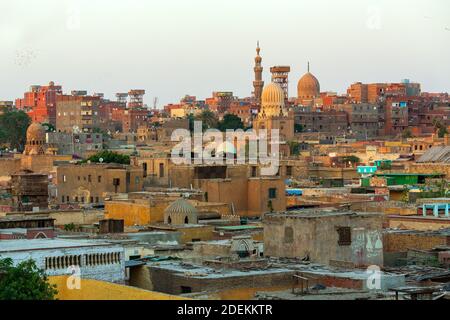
[
  {"left": 0, "top": 238, "right": 119, "bottom": 253},
  {"left": 266, "top": 209, "right": 382, "bottom": 219},
  {"left": 147, "top": 260, "right": 293, "bottom": 279}
]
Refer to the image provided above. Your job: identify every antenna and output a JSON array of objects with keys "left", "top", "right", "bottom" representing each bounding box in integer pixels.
[{"left": 153, "top": 97, "right": 158, "bottom": 109}]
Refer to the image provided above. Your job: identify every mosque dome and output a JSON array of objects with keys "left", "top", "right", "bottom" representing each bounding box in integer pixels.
[
  {"left": 26, "top": 122, "right": 46, "bottom": 144},
  {"left": 297, "top": 63, "right": 320, "bottom": 99},
  {"left": 23, "top": 122, "right": 47, "bottom": 156},
  {"left": 261, "top": 82, "right": 285, "bottom": 107},
  {"left": 164, "top": 198, "right": 198, "bottom": 225}
]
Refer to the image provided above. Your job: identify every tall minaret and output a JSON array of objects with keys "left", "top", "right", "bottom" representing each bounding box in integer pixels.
[{"left": 253, "top": 41, "right": 264, "bottom": 105}]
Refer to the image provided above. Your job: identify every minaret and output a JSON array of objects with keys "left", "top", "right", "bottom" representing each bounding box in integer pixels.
[{"left": 253, "top": 41, "right": 264, "bottom": 105}]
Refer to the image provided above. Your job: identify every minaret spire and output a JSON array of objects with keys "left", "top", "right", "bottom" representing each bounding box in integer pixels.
[
  {"left": 253, "top": 41, "right": 264, "bottom": 105},
  {"left": 307, "top": 61, "right": 310, "bottom": 73}
]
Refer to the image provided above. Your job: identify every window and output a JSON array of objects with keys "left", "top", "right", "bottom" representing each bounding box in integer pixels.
[
  {"left": 159, "top": 163, "right": 165, "bottom": 178},
  {"left": 268, "top": 188, "right": 277, "bottom": 199},
  {"left": 62, "top": 196, "right": 65, "bottom": 203},
  {"left": 251, "top": 166, "right": 257, "bottom": 177},
  {"left": 88, "top": 175, "right": 91, "bottom": 182},
  {"left": 184, "top": 216, "right": 189, "bottom": 224},
  {"left": 337, "top": 227, "right": 351, "bottom": 246},
  {"left": 98, "top": 176, "right": 102, "bottom": 183},
  {"left": 63, "top": 175, "right": 67, "bottom": 182}
]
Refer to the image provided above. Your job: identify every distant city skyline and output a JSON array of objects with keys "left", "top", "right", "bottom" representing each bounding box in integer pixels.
[{"left": 1, "top": 0, "right": 449, "bottom": 106}]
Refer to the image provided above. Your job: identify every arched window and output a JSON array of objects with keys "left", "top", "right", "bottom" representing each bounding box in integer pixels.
[
  {"left": 168, "top": 216, "right": 172, "bottom": 224},
  {"left": 184, "top": 216, "right": 189, "bottom": 224}
]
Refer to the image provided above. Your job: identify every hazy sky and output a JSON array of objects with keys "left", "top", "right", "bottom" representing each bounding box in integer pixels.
[{"left": 1, "top": 0, "right": 449, "bottom": 106}]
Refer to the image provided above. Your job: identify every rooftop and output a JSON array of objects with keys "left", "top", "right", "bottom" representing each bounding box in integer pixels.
[
  {"left": 0, "top": 238, "right": 119, "bottom": 253},
  {"left": 266, "top": 209, "right": 382, "bottom": 219}
]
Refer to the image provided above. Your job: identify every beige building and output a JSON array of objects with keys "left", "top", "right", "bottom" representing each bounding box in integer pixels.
[
  {"left": 169, "top": 164, "right": 286, "bottom": 217},
  {"left": 56, "top": 163, "right": 144, "bottom": 205}
]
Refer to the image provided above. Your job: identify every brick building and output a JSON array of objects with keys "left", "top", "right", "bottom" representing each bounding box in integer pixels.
[{"left": 15, "top": 81, "right": 63, "bottom": 125}]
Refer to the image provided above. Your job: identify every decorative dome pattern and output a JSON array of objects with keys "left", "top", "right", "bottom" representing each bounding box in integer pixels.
[
  {"left": 164, "top": 198, "right": 198, "bottom": 225},
  {"left": 259, "top": 82, "right": 286, "bottom": 118}
]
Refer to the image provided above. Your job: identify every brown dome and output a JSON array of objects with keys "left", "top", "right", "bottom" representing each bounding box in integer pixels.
[
  {"left": 297, "top": 72, "right": 320, "bottom": 99},
  {"left": 26, "top": 122, "right": 46, "bottom": 142}
]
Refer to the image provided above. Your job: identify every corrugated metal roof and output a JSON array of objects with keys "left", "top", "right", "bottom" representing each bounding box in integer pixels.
[{"left": 417, "top": 146, "right": 450, "bottom": 163}]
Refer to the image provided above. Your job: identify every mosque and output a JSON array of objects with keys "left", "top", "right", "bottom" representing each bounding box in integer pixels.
[{"left": 252, "top": 43, "right": 322, "bottom": 156}]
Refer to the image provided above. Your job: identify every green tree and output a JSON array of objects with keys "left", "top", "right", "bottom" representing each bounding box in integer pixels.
[
  {"left": 287, "top": 141, "right": 301, "bottom": 156},
  {"left": 432, "top": 118, "right": 448, "bottom": 138},
  {"left": 294, "top": 123, "right": 303, "bottom": 133},
  {"left": 0, "top": 257, "right": 57, "bottom": 300},
  {"left": 195, "top": 110, "right": 219, "bottom": 131},
  {"left": 0, "top": 110, "right": 31, "bottom": 151},
  {"left": 83, "top": 150, "right": 130, "bottom": 164},
  {"left": 218, "top": 114, "right": 244, "bottom": 131},
  {"left": 342, "top": 155, "right": 360, "bottom": 164},
  {"left": 41, "top": 123, "right": 56, "bottom": 133},
  {"left": 401, "top": 128, "right": 413, "bottom": 139}
]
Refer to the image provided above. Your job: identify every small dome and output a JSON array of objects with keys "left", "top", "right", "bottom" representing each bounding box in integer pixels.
[
  {"left": 164, "top": 198, "right": 198, "bottom": 216},
  {"left": 297, "top": 72, "right": 320, "bottom": 99},
  {"left": 261, "top": 83, "right": 285, "bottom": 106},
  {"left": 26, "top": 122, "right": 46, "bottom": 142}
]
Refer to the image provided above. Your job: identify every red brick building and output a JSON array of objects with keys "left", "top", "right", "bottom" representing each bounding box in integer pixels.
[{"left": 15, "top": 81, "right": 62, "bottom": 125}]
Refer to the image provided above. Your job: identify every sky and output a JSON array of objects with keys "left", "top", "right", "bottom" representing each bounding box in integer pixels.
[{"left": 1, "top": 0, "right": 449, "bottom": 107}]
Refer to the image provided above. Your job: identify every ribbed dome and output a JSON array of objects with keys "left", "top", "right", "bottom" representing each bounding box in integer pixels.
[
  {"left": 164, "top": 198, "right": 198, "bottom": 216},
  {"left": 26, "top": 122, "right": 46, "bottom": 142},
  {"left": 297, "top": 72, "right": 320, "bottom": 99},
  {"left": 261, "top": 82, "right": 285, "bottom": 106}
]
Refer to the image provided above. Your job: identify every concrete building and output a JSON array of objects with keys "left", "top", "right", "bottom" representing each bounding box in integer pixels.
[
  {"left": 46, "top": 131, "right": 103, "bottom": 156},
  {"left": 0, "top": 238, "right": 126, "bottom": 283},
  {"left": 56, "top": 94, "right": 101, "bottom": 133},
  {"left": 264, "top": 209, "right": 384, "bottom": 267}
]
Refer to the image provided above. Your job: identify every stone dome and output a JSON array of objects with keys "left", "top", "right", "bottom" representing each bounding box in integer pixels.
[
  {"left": 26, "top": 122, "right": 46, "bottom": 142},
  {"left": 259, "top": 82, "right": 286, "bottom": 118},
  {"left": 164, "top": 198, "right": 198, "bottom": 225},
  {"left": 23, "top": 122, "right": 47, "bottom": 156},
  {"left": 261, "top": 82, "right": 285, "bottom": 107},
  {"left": 297, "top": 72, "right": 320, "bottom": 99}
]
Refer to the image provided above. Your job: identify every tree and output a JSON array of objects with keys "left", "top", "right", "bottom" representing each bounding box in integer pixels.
[
  {"left": 0, "top": 257, "right": 57, "bottom": 300},
  {"left": 217, "top": 114, "right": 244, "bottom": 131},
  {"left": 432, "top": 118, "right": 448, "bottom": 138},
  {"left": 195, "top": 110, "right": 219, "bottom": 131},
  {"left": 294, "top": 123, "right": 303, "bottom": 133},
  {"left": 342, "top": 155, "right": 360, "bottom": 164},
  {"left": 401, "top": 128, "right": 413, "bottom": 139},
  {"left": 83, "top": 150, "right": 130, "bottom": 165},
  {"left": 41, "top": 123, "right": 56, "bottom": 133},
  {"left": 0, "top": 110, "right": 31, "bottom": 151},
  {"left": 287, "top": 141, "right": 301, "bottom": 156}
]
